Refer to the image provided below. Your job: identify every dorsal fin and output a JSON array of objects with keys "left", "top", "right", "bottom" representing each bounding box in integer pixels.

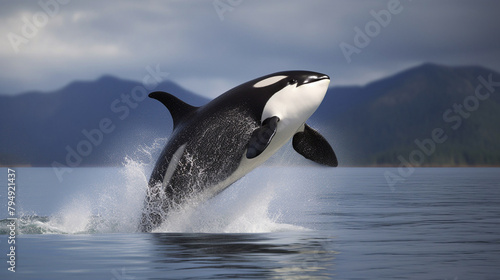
[{"left": 149, "top": 91, "right": 198, "bottom": 128}]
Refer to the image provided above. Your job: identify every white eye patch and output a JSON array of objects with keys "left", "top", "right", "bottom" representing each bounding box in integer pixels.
[{"left": 252, "top": 75, "right": 287, "bottom": 88}]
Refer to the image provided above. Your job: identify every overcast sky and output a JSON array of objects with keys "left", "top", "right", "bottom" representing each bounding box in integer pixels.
[{"left": 1, "top": 0, "right": 499, "bottom": 98}]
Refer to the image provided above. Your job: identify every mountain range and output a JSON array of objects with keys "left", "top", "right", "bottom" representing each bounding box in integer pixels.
[{"left": 1, "top": 63, "right": 499, "bottom": 167}]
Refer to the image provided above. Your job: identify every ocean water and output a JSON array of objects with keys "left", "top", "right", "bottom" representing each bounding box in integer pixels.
[{"left": 1, "top": 165, "right": 499, "bottom": 279}]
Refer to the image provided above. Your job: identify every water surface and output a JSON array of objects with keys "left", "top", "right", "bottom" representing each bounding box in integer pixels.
[{"left": 1, "top": 167, "right": 499, "bottom": 279}]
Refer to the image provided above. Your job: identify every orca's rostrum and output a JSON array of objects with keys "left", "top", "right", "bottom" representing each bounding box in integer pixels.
[{"left": 140, "top": 71, "right": 337, "bottom": 232}]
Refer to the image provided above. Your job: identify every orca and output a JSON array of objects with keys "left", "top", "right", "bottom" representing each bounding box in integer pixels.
[{"left": 139, "top": 70, "right": 337, "bottom": 232}]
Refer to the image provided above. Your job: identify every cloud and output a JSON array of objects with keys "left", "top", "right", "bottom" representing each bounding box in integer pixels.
[{"left": 0, "top": 0, "right": 499, "bottom": 97}]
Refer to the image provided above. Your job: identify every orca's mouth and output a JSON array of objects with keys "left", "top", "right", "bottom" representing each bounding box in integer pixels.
[{"left": 300, "top": 74, "right": 330, "bottom": 86}]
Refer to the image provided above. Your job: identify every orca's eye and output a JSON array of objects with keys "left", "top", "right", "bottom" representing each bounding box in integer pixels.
[{"left": 288, "top": 79, "right": 298, "bottom": 85}]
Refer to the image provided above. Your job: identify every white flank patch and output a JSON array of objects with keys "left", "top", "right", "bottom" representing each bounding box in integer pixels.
[
  {"left": 162, "top": 143, "right": 187, "bottom": 189},
  {"left": 253, "top": 75, "right": 287, "bottom": 88}
]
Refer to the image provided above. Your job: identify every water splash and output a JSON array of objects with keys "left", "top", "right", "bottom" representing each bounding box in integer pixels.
[
  {"left": 7, "top": 139, "right": 306, "bottom": 234},
  {"left": 155, "top": 175, "right": 305, "bottom": 233}
]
